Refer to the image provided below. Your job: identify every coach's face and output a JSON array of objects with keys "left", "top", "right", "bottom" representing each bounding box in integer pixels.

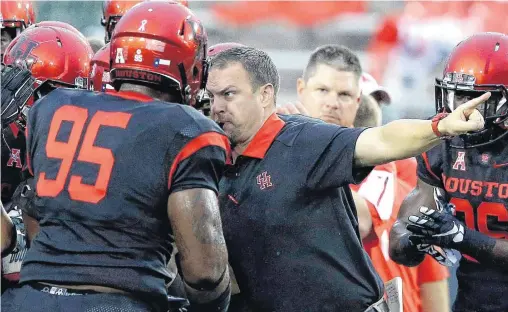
[
  {"left": 208, "top": 62, "right": 270, "bottom": 148},
  {"left": 297, "top": 64, "right": 361, "bottom": 127}
]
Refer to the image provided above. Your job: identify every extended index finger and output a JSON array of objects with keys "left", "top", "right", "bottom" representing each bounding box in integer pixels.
[{"left": 462, "top": 92, "right": 491, "bottom": 111}]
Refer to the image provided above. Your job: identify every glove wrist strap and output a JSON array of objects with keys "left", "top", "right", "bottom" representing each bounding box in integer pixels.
[{"left": 457, "top": 227, "right": 495, "bottom": 263}]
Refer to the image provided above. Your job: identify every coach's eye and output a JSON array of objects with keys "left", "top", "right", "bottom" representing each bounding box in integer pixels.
[
  {"left": 225, "top": 91, "right": 234, "bottom": 98},
  {"left": 338, "top": 93, "right": 353, "bottom": 102},
  {"left": 318, "top": 88, "right": 328, "bottom": 94}
]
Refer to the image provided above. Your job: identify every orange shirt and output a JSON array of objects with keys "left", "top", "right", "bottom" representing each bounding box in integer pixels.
[{"left": 351, "top": 158, "right": 449, "bottom": 312}]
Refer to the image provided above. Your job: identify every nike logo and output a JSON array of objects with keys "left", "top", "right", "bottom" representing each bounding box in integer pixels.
[{"left": 493, "top": 162, "right": 508, "bottom": 168}]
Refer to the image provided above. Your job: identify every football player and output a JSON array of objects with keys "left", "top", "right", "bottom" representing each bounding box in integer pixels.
[
  {"left": 102, "top": 0, "right": 188, "bottom": 43},
  {"left": 352, "top": 76, "right": 449, "bottom": 312},
  {"left": 390, "top": 32, "right": 508, "bottom": 312},
  {"left": 89, "top": 43, "right": 114, "bottom": 93},
  {"left": 1, "top": 2, "right": 230, "bottom": 312},
  {"left": 90, "top": 0, "right": 189, "bottom": 93},
  {"left": 1, "top": 23, "right": 93, "bottom": 292},
  {"left": 1, "top": 0, "right": 35, "bottom": 57}
]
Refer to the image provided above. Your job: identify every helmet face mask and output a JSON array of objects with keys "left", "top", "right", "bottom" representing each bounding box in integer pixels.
[
  {"left": 436, "top": 79, "right": 507, "bottom": 121},
  {"left": 104, "top": 15, "right": 121, "bottom": 43},
  {"left": 435, "top": 33, "right": 508, "bottom": 148}
]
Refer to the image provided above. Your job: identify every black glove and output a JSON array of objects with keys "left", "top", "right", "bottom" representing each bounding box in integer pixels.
[
  {"left": 406, "top": 189, "right": 462, "bottom": 266},
  {"left": 407, "top": 188, "right": 465, "bottom": 249},
  {"left": 1, "top": 65, "right": 35, "bottom": 129},
  {"left": 407, "top": 206, "right": 465, "bottom": 247}
]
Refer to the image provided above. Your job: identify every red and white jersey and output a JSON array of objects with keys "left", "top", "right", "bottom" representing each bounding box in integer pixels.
[{"left": 351, "top": 158, "right": 449, "bottom": 312}]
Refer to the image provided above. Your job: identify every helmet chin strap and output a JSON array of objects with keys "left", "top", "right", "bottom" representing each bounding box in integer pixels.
[{"left": 178, "top": 62, "right": 189, "bottom": 105}]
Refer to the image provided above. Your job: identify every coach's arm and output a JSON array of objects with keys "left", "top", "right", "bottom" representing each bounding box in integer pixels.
[{"left": 353, "top": 93, "right": 489, "bottom": 167}]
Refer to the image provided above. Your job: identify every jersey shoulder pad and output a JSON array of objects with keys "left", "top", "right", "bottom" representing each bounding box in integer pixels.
[{"left": 170, "top": 105, "right": 224, "bottom": 139}]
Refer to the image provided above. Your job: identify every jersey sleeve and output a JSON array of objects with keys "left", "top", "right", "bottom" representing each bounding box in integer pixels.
[
  {"left": 304, "top": 123, "right": 373, "bottom": 190},
  {"left": 416, "top": 144, "right": 444, "bottom": 188},
  {"left": 417, "top": 255, "right": 450, "bottom": 284},
  {"left": 168, "top": 132, "right": 229, "bottom": 195}
]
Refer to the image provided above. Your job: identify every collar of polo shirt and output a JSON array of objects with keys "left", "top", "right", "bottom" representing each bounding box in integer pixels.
[{"left": 241, "top": 113, "right": 285, "bottom": 159}]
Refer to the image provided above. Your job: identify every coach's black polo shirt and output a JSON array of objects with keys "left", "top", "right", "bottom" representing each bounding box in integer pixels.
[{"left": 219, "top": 113, "right": 384, "bottom": 312}]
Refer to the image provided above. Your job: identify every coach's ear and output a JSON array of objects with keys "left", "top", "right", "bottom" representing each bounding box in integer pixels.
[
  {"left": 296, "top": 78, "right": 306, "bottom": 101},
  {"left": 258, "top": 83, "right": 275, "bottom": 108}
]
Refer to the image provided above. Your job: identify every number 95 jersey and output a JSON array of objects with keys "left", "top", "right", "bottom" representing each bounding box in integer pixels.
[
  {"left": 20, "top": 88, "right": 229, "bottom": 305},
  {"left": 417, "top": 136, "right": 508, "bottom": 312}
]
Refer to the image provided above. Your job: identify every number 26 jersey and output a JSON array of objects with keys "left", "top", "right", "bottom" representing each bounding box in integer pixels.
[{"left": 417, "top": 136, "right": 508, "bottom": 312}]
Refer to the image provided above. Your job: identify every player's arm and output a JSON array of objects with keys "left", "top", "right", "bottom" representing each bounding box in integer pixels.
[
  {"left": 461, "top": 237, "right": 508, "bottom": 267},
  {"left": 351, "top": 190, "right": 373, "bottom": 239},
  {"left": 167, "top": 188, "right": 230, "bottom": 311},
  {"left": 166, "top": 130, "right": 231, "bottom": 311},
  {"left": 1, "top": 201, "right": 16, "bottom": 254},
  {"left": 420, "top": 280, "right": 450, "bottom": 312},
  {"left": 354, "top": 93, "right": 489, "bottom": 167},
  {"left": 389, "top": 177, "right": 437, "bottom": 266}
]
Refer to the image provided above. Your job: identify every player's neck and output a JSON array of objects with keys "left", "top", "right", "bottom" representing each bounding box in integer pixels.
[{"left": 118, "top": 83, "right": 172, "bottom": 102}]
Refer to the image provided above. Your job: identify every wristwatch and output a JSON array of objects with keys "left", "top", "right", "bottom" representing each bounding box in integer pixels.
[{"left": 431, "top": 112, "right": 451, "bottom": 139}]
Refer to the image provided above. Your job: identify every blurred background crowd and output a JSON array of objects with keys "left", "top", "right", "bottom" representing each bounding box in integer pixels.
[{"left": 36, "top": 0, "right": 508, "bottom": 124}]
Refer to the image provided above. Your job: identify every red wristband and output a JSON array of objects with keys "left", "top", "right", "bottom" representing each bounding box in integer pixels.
[{"left": 431, "top": 113, "right": 449, "bottom": 138}]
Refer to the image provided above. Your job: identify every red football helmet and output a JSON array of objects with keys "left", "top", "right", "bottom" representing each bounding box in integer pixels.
[
  {"left": 26, "top": 21, "right": 86, "bottom": 41},
  {"left": 208, "top": 42, "right": 245, "bottom": 58},
  {"left": 3, "top": 25, "right": 93, "bottom": 94},
  {"left": 89, "top": 42, "right": 115, "bottom": 93},
  {"left": 1, "top": 0, "right": 35, "bottom": 32},
  {"left": 101, "top": 0, "right": 189, "bottom": 43},
  {"left": 435, "top": 32, "right": 508, "bottom": 147},
  {"left": 110, "top": 1, "right": 207, "bottom": 107},
  {"left": 1, "top": 0, "right": 35, "bottom": 54}
]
